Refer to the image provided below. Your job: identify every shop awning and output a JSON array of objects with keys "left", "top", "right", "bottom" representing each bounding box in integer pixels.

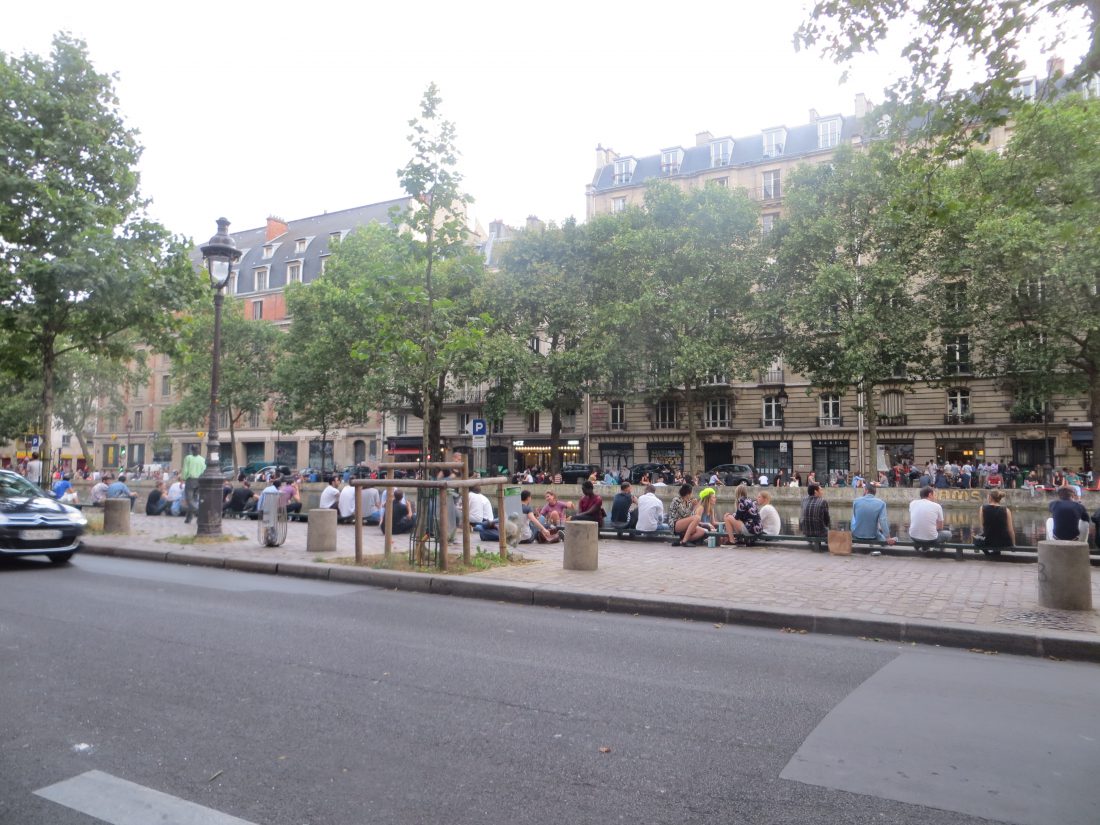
[
  {"left": 1070, "top": 428, "right": 1093, "bottom": 446},
  {"left": 389, "top": 447, "right": 421, "bottom": 455}
]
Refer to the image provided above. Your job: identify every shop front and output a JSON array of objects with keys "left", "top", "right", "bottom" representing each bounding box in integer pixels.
[
  {"left": 598, "top": 442, "right": 634, "bottom": 476},
  {"left": 755, "top": 440, "right": 793, "bottom": 477},
  {"left": 512, "top": 438, "right": 582, "bottom": 472},
  {"left": 811, "top": 440, "right": 849, "bottom": 481},
  {"left": 876, "top": 441, "right": 914, "bottom": 471},
  {"left": 386, "top": 436, "right": 424, "bottom": 459},
  {"left": 935, "top": 439, "right": 985, "bottom": 466},
  {"left": 647, "top": 442, "right": 684, "bottom": 471},
  {"left": 1070, "top": 425, "right": 1093, "bottom": 471}
]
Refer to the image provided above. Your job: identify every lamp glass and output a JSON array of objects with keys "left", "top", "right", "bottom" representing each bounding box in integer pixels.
[{"left": 208, "top": 258, "right": 230, "bottom": 286}]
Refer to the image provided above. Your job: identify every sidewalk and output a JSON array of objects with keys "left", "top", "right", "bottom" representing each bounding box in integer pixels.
[{"left": 81, "top": 513, "right": 1100, "bottom": 662}]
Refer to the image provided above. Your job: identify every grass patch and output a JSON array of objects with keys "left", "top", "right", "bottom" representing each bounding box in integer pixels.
[
  {"left": 155, "top": 533, "right": 248, "bottom": 546},
  {"left": 328, "top": 548, "right": 532, "bottom": 574}
]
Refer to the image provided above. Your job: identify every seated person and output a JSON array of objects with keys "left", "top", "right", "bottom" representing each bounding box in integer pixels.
[
  {"left": 362, "top": 486, "right": 383, "bottom": 525},
  {"left": 635, "top": 484, "right": 666, "bottom": 533},
  {"left": 799, "top": 483, "right": 831, "bottom": 551},
  {"left": 166, "top": 477, "right": 185, "bottom": 515},
  {"left": 464, "top": 485, "right": 495, "bottom": 528},
  {"left": 850, "top": 483, "right": 896, "bottom": 545},
  {"left": 106, "top": 474, "right": 138, "bottom": 511},
  {"left": 755, "top": 490, "right": 781, "bottom": 536},
  {"left": 539, "top": 491, "right": 570, "bottom": 529},
  {"left": 908, "top": 487, "right": 952, "bottom": 546},
  {"left": 280, "top": 477, "right": 302, "bottom": 515},
  {"left": 90, "top": 476, "right": 110, "bottom": 507},
  {"left": 224, "top": 480, "right": 258, "bottom": 517},
  {"left": 1047, "top": 487, "right": 1091, "bottom": 542},
  {"left": 608, "top": 482, "right": 638, "bottom": 530},
  {"left": 319, "top": 476, "right": 341, "bottom": 510},
  {"left": 518, "top": 489, "right": 548, "bottom": 543},
  {"left": 51, "top": 474, "right": 73, "bottom": 501},
  {"left": 722, "top": 484, "right": 763, "bottom": 544},
  {"left": 337, "top": 482, "right": 359, "bottom": 524},
  {"left": 383, "top": 490, "right": 416, "bottom": 534},
  {"left": 571, "top": 480, "right": 604, "bottom": 523},
  {"left": 145, "top": 481, "right": 170, "bottom": 516},
  {"left": 668, "top": 484, "right": 707, "bottom": 547}
]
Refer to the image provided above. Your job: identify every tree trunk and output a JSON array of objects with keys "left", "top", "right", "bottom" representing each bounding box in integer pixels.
[
  {"left": 549, "top": 406, "right": 562, "bottom": 474},
  {"left": 1089, "top": 371, "right": 1100, "bottom": 474},
  {"left": 74, "top": 430, "right": 93, "bottom": 471},
  {"left": 865, "top": 384, "right": 879, "bottom": 479},
  {"left": 40, "top": 344, "right": 56, "bottom": 480},
  {"left": 229, "top": 410, "right": 237, "bottom": 474},
  {"left": 684, "top": 386, "right": 699, "bottom": 476}
]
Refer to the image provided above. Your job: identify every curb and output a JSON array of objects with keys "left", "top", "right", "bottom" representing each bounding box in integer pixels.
[{"left": 79, "top": 540, "right": 1100, "bottom": 664}]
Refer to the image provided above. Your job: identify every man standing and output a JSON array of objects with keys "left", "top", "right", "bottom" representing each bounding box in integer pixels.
[
  {"left": 851, "top": 482, "right": 895, "bottom": 548},
  {"left": 180, "top": 445, "right": 206, "bottom": 524},
  {"left": 908, "top": 487, "right": 952, "bottom": 548},
  {"left": 25, "top": 452, "right": 43, "bottom": 486},
  {"left": 798, "top": 482, "right": 831, "bottom": 552}
]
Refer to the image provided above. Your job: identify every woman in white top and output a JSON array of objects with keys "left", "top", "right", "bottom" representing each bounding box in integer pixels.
[{"left": 755, "top": 490, "right": 782, "bottom": 536}]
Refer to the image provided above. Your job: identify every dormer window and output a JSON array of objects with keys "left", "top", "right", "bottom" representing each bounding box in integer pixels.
[
  {"left": 613, "top": 158, "right": 636, "bottom": 185},
  {"left": 817, "top": 118, "right": 841, "bottom": 149},
  {"left": 329, "top": 231, "right": 342, "bottom": 244},
  {"left": 763, "top": 128, "right": 786, "bottom": 158},
  {"left": 660, "top": 147, "right": 683, "bottom": 176},
  {"left": 287, "top": 261, "right": 302, "bottom": 284},
  {"left": 1012, "top": 77, "right": 1037, "bottom": 100},
  {"left": 262, "top": 245, "right": 274, "bottom": 259},
  {"left": 710, "top": 138, "right": 732, "bottom": 167},
  {"left": 294, "top": 238, "right": 307, "bottom": 253}
]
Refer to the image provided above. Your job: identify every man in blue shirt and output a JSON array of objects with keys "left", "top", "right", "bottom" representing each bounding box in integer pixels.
[
  {"left": 850, "top": 483, "right": 895, "bottom": 545},
  {"left": 106, "top": 474, "right": 138, "bottom": 511}
]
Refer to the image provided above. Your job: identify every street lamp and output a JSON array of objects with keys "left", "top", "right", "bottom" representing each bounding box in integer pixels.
[
  {"left": 197, "top": 218, "right": 241, "bottom": 537},
  {"left": 776, "top": 387, "right": 789, "bottom": 478}
]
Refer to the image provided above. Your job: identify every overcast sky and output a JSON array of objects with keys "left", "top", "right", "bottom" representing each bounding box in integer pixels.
[{"left": 3, "top": 1, "right": 1087, "bottom": 243}]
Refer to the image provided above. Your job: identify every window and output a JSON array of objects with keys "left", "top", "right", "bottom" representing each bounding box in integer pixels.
[
  {"left": 249, "top": 409, "right": 261, "bottom": 428},
  {"left": 881, "top": 390, "right": 905, "bottom": 419},
  {"left": 655, "top": 400, "right": 677, "bottom": 429},
  {"left": 61, "top": 434, "right": 71, "bottom": 448},
  {"left": 1012, "top": 77, "right": 1037, "bottom": 100},
  {"left": 704, "top": 397, "right": 730, "bottom": 428},
  {"left": 948, "top": 389, "right": 971, "bottom": 416},
  {"left": 253, "top": 267, "right": 269, "bottom": 291},
  {"left": 526, "top": 411, "right": 540, "bottom": 433},
  {"left": 710, "top": 139, "right": 732, "bottom": 167},
  {"left": 133, "top": 410, "right": 143, "bottom": 430},
  {"left": 228, "top": 270, "right": 238, "bottom": 294},
  {"left": 762, "top": 170, "right": 781, "bottom": 199},
  {"left": 330, "top": 231, "right": 342, "bottom": 244},
  {"left": 819, "top": 394, "right": 841, "bottom": 426},
  {"left": 817, "top": 118, "right": 841, "bottom": 149},
  {"left": 761, "top": 213, "right": 777, "bottom": 234},
  {"left": 396, "top": 414, "right": 407, "bottom": 435},
  {"left": 945, "top": 335, "right": 970, "bottom": 374},
  {"left": 161, "top": 375, "right": 171, "bottom": 397},
  {"left": 1018, "top": 277, "right": 1043, "bottom": 303},
  {"left": 251, "top": 300, "right": 263, "bottom": 320},
  {"left": 560, "top": 409, "right": 576, "bottom": 431},
  {"left": 294, "top": 238, "right": 307, "bottom": 253},
  {"left": 262, "top": 245, "right": 274, "bottom": 259},
  {"left": 709, "top": 177, "right": 728, "bottom": 188},
  {"left": 945, "top": 281, "right": 967, "bottom": 313},
  {"left": 762, "top": 396, "right": 784, "bottom": 427},
  {"left": 704, "top": 373, "right": 729, "bottom": 386},
  {"left": 319, "top": 255, "right": 329, "bottom": 277},
  {"left": 660, "top": 148, "right": 682, "bottom": 175},
  {"left": 457, "top": 412, "right": 471, "bottom": 433},
  {"left": 613, "top": 158, "right": 635, "bottom": 185},
  {"left": 528, "top": 336, "right": 542, "bottom": 354},
  {"left": 287, "top": 261, "right": 302, "bottom": 284},
  {"left": 491, "top": 418, "right": 504, "bottom": 434},
  {"left": 763, "top": 129, "right": 785, "bottom": 157},
  {"left": 610, "top": 401, "right": 626, "bottom": 430},
  {"left": 612, "top": 197, "right": 626, "bottom": 213},
  {"left": 218, "top": 409, "right": 229, "bottom": 429}
]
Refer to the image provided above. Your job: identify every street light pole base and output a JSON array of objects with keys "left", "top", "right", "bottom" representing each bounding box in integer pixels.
[{"left": 196, "top": 472, "right": 223, "bottom": 537}]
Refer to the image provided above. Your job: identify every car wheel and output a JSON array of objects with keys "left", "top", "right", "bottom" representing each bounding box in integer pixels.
[{"left": 49, "top": 552, "right": 74, "bottom": 565}]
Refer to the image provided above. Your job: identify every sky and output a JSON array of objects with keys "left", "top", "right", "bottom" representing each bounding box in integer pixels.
[{"left": 2, "top": 1, "right": 1088, "bottom": 244}]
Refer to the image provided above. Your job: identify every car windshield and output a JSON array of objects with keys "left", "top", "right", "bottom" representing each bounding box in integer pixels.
[{"left": 0, "top": 473, "right": 42, "bottom": 499}]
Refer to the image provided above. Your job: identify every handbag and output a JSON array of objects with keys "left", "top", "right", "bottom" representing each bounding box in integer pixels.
[{"left": 827, "top": 529, "right": 853, "bottom": 555}]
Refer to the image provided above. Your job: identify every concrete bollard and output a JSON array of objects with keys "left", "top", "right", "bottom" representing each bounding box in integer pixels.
[
  {"left": 563, "top": 520, "right": 598, "bottom": 571},
  {"left": 1037, "top": 539, "right": 1093, "bottom": 611},
  {"left": 102, "top": 499, "right": 131, "bottom": 534},
  {"left": 306, "top": 508, "right": 337, "bottom": 554}
]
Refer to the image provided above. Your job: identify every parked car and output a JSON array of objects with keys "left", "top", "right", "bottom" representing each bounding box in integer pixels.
[
  {"left": 707, "top": 464, "right": 756, "bottom": 486},
  {"left": 560, "top": 463, "right": 601, "bottom": 484},
  {"left": 628, "top": 463, "right": 675, "bottom": 484},
  {"left": 0, "top": 470, "right": 86, "bottom": 564},
  {"left": 341, "top": 465, "right": 375, "bottom": 480}
]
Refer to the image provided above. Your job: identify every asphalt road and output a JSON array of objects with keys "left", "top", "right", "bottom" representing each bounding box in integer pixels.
[{"left": 2, "top": 555, "right": 1097, "bottom": 825}]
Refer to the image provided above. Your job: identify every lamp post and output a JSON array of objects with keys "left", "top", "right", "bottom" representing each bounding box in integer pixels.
[
  {"left": 776, "top": 387, "right": 789, "bottom": 479},
  {"left": 125, "top": 418, "right": 132, "bottom": 474},
  {"left": 197, "top": 218, "right": 241, "bottom": 537}
]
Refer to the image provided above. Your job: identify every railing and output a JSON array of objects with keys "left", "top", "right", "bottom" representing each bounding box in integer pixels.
[
  {"left": 759, "top": 368, "right": 785, "bottom": 384},
  {"left": 609, "top": 421, "right": 627, "bottom": 431},
  {"left": 760, "top": 417, "right": 784, "bottom": 428},
  {"left": 817, "top": 416, "right": 844, "bottom": 427},
  {"left": 704, "top": 419, "right": 732, "bottom": 429},
  {"left": 943, "top": 412, "right": 976, "bottom": 425},
  {"left": 1009, "top": 410, "right": 1051, "bottom": 424},
  {"left": 877, "top": 414, "right": 908, "bottom": 426}
]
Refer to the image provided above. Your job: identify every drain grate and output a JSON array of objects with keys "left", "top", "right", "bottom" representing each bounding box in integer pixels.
[{"left": 995, "top": 608, "right": 1098, "bottom": 633}]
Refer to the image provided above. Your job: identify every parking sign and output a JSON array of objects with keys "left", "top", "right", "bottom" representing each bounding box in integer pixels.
[{"left": 472, "top": 419, "right": 487, "bottom": 436}]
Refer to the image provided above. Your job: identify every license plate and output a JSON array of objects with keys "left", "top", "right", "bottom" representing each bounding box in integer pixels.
[{"left": 20, "top": 529, "right": 62, "bottom": 541}]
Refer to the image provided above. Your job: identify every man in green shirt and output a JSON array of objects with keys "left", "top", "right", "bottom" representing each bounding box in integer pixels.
[{"left": 181, "top": 445, "right": 207, "bottom": 524}]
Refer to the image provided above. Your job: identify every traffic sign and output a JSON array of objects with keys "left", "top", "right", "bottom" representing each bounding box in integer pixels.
[
  {"left": 471, "top": 418, "right": 487, "bottom": 436},
  {"left": 472, "top": 434, "right": 487, "bottom": 449}
]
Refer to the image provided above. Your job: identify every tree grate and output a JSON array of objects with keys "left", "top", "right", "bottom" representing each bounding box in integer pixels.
[{"left": 995, "top": 608, "right": 1098, "bottom": 633}]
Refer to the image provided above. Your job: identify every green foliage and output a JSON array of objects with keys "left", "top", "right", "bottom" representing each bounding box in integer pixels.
[
  {"left": 0, "top": 33, "right": 202, "bottom": 468},
  {"left": 771, "top": 144, "right": 935, "bottom": 473},
  {"left": 52, "top": 348, "right": 137, "bottom": 467},
  {"left": 797, "top": 1, "right": 1100, "bottom": 151}
]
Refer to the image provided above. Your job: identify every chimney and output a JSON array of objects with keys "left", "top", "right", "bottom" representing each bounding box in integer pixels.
[
  {"left": 488, "top": 219, "right": 505, "bottom": 238},
  {"left": 526, "top": 215, "right": 544, "bottom": 232},
  {"left": 809, "top": 108, "right": 819, "bottom": 123},
  {"left": 266, "top": 215, "right": 288, "bottom": 241},
  {"left": 1046, "top": 55, "right": 1065, "bottom": 77},
  {"left": 695, "top": 130, "right": 714, "bottom": 147},
  {"left": 854, "top": 92, "right": 868, "bottom": 118}
]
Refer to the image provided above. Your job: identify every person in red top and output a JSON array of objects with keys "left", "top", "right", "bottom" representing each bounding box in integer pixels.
[{"left": 572, "top": 480, "right": 605, "bottom": 524}]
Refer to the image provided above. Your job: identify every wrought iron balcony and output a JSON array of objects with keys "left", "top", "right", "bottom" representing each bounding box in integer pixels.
[
  {"left": 760, "top": 417, "right": 784, "bottom": 428},
  {"left": 943, "top": 412, "right": 976, "bottom": 425},
  {"left": 758, "top": 368, "right": 785, "bottom": 385},
  {"left": 1008, "top": 410, "right": 1051, "bottom": 424},
  {"left": 817, "top": 416, "right": 844, "bottom": 427},
  {"left": 877, "top": 414, "right": 908, "bottom": 426}
]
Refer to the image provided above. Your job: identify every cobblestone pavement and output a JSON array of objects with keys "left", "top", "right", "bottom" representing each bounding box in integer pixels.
[{"left": 82, "top": 513, "right": 1100, "bottom": 638}]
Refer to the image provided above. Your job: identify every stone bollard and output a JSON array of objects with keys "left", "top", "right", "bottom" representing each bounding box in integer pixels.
[
  {"left": 102, "top": 499, "right": 131, "bottom": 534},
  {"left": 306, "top": 508, "right": 337, "bottom": 554},
  {"left": 1037, "top": 539, "right": 1093, "bottom": 611},
  {"left": 563, "top": 520, "right": 598, "bottom": 571}
]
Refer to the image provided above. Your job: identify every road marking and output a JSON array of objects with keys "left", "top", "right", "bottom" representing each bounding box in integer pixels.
[{"left": 34, "top": 770, "right": 258, "bottom": 824}]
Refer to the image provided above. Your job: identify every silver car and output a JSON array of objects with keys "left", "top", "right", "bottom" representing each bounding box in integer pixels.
[{"left": 0, "top": 470, "right": 86, "bottom": 564}]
